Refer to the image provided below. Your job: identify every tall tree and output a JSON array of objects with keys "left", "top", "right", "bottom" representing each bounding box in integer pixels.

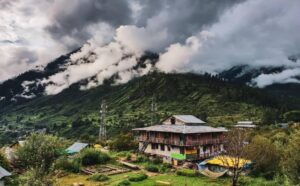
[
  {"left": 16, "top": 133, "right": 65, "bottom": 184},
  {"left": 217, "top": 129, "right": 251, "bottom": 186}
]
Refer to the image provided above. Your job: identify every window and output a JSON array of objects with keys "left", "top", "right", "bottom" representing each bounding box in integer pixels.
[
  {"left": 171, "top": 117, "right": 176, "bottom": 125},
  {"left": 167, "top": 146, "right": 171, "bottom": 151},
  {"left": 151, "top": 143, "right": 158, "bottom": 150},
  {"left": 160, "top": 144, "right": 165, "bottom": 151}
]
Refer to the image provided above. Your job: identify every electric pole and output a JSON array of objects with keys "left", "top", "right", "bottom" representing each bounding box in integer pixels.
[
  {"left": 99, "top": 100, "right": 107, "bottom": 142},
  {"left": 150, "top": 95, "right": 158, "bottom": 126}
]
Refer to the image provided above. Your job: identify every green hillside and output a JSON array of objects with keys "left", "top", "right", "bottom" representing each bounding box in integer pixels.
[{"left": 0, "top": 72, "right": 284, "bottom": 144}]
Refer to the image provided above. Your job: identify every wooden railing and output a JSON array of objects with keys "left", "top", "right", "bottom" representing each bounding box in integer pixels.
[
  {"left": 185, "top": 139, "right": 222, "bottom": 146},
  {"left": 136, "top": 136, "right": 222, "bottom": 146}
]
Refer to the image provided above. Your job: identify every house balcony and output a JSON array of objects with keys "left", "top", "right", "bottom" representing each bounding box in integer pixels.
[{"left": 136, "top": 136, "right": 222, "bottom": 146}]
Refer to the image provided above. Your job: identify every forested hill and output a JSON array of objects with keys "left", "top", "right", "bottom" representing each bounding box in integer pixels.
[{"left": 0, "top": 72, "right": 287, "bottom": 144}]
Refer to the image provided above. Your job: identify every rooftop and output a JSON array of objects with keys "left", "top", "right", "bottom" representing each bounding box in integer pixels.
[
  {"left": 237, "top": 121, "right": 253, "bottom": 125},
  {"left": 0, "top": 166, "right": 11, "bottom": 179},
  {"left": 133, "top": 125, "right": 227, "bottom": 134},
  {"left": 235, "top": 124, "right": 256, "bottom": 128},
  {"left": 172, "top": 115, "right": 206, "bottom": 124},
  {"left": 66, "top": 142, "right": 88, "bottom": 154}
]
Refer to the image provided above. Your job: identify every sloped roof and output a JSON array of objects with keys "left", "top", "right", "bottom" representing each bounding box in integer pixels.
[
  {"left": 0, "top": 166, "right": 11, "bottom": 179},
  {"left": 237, "top": 121, "right": 253, "bottom": 125},
  {"left": 133, "top": 125, "right": 227, "bottom": 134},
  {"left": 173, "top": 115, "right": 206, "bottom": 124},
  {"left": 66, "top": 142, "right": 88, "bottom": 154}
]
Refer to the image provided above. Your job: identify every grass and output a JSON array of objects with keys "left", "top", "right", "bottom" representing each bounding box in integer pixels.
[
  {"left": 55, "top": 171, "right": 278, "bottom": 186},
  {"left": 56, "top": 171, "right": 230, "bottom": 186}
]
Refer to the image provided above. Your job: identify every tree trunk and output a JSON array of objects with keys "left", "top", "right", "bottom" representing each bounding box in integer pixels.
[{"left": 232, "top": 172, "right": 239, "bottom": 186}]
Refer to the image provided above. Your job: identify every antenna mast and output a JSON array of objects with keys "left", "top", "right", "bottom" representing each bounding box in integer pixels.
[{"left": 99, "top": 100, "right": 107, "bottom": 142}]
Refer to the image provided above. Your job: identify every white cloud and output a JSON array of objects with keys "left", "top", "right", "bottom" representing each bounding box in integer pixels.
[{"left": 252, "top": 68, "right": 300, "bottom": 88}]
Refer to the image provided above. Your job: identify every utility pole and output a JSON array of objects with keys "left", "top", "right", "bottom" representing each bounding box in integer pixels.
[
  {"left": 99, "top": 100, "right": 107, "bottom": 142},
  {"left": 150, "top": 96, "right": 158, "bottom": 126}
]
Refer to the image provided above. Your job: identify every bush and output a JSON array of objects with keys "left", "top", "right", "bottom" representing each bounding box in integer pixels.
[
  {"left": 133, "top": 155, "right": 148, "bottom": 163},
  {"left": 128, "top": 173, "right": 148, "bottom": 182},
  {"left": 151, "top": 157, "right": 163, "bottom": 164},
  {"left": 238, "top": 177, "right": 278, "bottom": 186},
  {"left": 126, "top": 154, "right": 131, "bottom": 161},
  {"left": 108, "top": 134, "right": 138, "bottom": 151},
  {"left": 160, "top": 163, "right": 172, "bottom": 173},
  {"left": 176, "top": 169, "right": 200, "bottom": 177},
  {"left": 54, "top": 157, "right": 80, "bottom": 173},
  {"left": 0, "top": 151, "right": 10, "bottom": 170},
  {"left": 79, "top": 148, "right": 110, "bottom": 166},
  {"left": 87, "top": 173, "right": 109, "bottom": 182},
  {"left": 117, "top": 180, "right": 131, "bottom": 186},
  {"left": 145, "top": 164, "right": 159, "bottom": 172}
]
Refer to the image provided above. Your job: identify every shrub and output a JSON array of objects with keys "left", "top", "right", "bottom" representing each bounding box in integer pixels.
[
  {"left": 238, "top": 177, "right": 278, "bottom": 186},
  {"left": 145, "top": 164, "right": 159, "bottom": 173},
  {"left": 117, "top": 180, "right": 131, "bottom": 186},
  {"left": 79, "top": 148, "right": 110, "bottom": 166},
  {"left": 0, "top": 151, "right": 10, "bottom": 170},
  {"left": 126, "top": 154, "right": 131, "bottom": 161},
  {"left": 160, "top": 163, "right": 172, "bottom": 173},
  {"left": 108, "top": 134, "right": 138, "bottom": 151},
  {"left": 87, "top": 173, "right": 109, "bottom": 182},
  {"left": 54, "top": 157, "right": 80, "bottom": 173},
  {"left": 133, "top": 155, "right": 148, "bottom": 163},
  {"left": 128, "top": 173, "right": 148, "bottom": 182},
  {"left": 176, "top": 169, "right": 200, "bottom": 177},
  {"left": 151, "top": 157, "right": 163, "bottom": 164}
]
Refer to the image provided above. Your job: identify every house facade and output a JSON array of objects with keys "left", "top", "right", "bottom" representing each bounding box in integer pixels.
[{"left": 133, "top": 115, "right": 227, "bottom": 164}]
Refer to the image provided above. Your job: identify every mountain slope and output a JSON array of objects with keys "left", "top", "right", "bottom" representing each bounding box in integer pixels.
[{"left": 0, "top": 72, "right": 284, "bottom": 144}]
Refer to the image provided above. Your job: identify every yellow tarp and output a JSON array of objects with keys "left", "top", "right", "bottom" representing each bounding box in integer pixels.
[
  {"left": 94, "top": 144, "right": 102, "bottom": 150},
  {"left": 206, "top": 156, "right": 251, "bottom": 168}
]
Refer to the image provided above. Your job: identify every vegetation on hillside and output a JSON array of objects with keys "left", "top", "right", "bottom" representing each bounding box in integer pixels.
[{"left": 0, "top": 72, "right": 294, "bottom": 145}]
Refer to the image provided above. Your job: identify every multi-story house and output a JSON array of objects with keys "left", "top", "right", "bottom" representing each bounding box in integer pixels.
[{"left": 133, "top": 115, "right": 227, "bottom": 164}]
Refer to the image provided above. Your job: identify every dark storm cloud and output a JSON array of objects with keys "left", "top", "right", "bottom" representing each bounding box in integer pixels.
[
  {"left": 46, "top": 0, "right": 132, "bottom": 48},
  {"left": 134, "top": 0, "right": 245, "bottom": 42}
]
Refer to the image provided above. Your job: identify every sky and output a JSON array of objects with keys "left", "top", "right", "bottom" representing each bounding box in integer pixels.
[{"left": 1, "top": 0, "right": 300, "bottom": 94}]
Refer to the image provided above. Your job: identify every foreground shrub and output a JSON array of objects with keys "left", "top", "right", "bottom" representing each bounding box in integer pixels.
[
  {"left": 54, "top": 156, "right": 80, "bottom": 173},
  {"left": 128, "top": 173, "right": 148, "bottom": 182},
  {"left": 176, "top": 169, "right": 200, "bottom": 177},
  {"left": 160, "top": 163, "right": 172, "bottom": 173},
  {"left": 16, "top": 133, "right": 64, "bottom": 175},
  {"left": 238, "top": 177, "right": 278, "bottom": 186},
  {"left": 108, "top": 134, "right": 138, "bottom": 151},
  {"left": 117, "top": 180, "right": 131, "bottom": 186},
  {"left": 79, "top": 148, "right": 110, "bottom": 166},
  {"left": 19, "top": 169, "right": 54, "bottom": 186},
  {"left": 151, "top": 157, "right": 163, "bottom": 164},
  {"left": 133, "top": 155, "right": 149, "bottom": 163},
  {"left": 87, "top": 173, "right": 109, "bottom": 182},
  {"left": 145, "top": 164, "right": 159, "bottom": 172},
  {"left": 0, "top": 151, "right": 10, "bottom": 170}
]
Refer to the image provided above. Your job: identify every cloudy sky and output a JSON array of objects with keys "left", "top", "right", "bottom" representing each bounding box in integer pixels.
[{"left": 1, "top": 0, "right": 300, "bottom": 92}]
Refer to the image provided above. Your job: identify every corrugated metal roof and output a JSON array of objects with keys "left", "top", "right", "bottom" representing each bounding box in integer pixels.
[
  {"left": 0, "top": 166, "right": 11, "bottom": 179},
  {"left": 66, "top": 142, "right": 88, "bottom": 154},
  {"left": 237, "top": 121, "right": 253, "bottom": 125},
  {"left": 133, "top": 125, "right": 227, "bottom": 134},
  {"left": 235, "top": 124, "right": 256, "bottom": 128},
  {"left": 173, "top": 115, "right": 206, "bottom": 124}
]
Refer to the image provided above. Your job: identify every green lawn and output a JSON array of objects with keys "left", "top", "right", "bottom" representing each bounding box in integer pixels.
[{"left": 128, "top": 174, "right": 230, "bottom": 186}]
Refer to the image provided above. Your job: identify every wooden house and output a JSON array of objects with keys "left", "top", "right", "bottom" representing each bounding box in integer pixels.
[{"left": 133, "top": 115, "right": 227, "bottom": 164}]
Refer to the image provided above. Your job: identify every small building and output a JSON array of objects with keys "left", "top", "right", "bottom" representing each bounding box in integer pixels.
[
  {"left": 278, "top": 123, "right": 289, "bottom": 129},
  {"left": 66, "top": 142, "right": 88, "bottom": 154},
  {"left": 235, "top": 121, "right": 256, "bottom": 129},
  {"left": 133, "top": 115, "right": 227, "bottom": 164},
  {"left": 0, "top": 166, "right": 11, "bottom": 186}
]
